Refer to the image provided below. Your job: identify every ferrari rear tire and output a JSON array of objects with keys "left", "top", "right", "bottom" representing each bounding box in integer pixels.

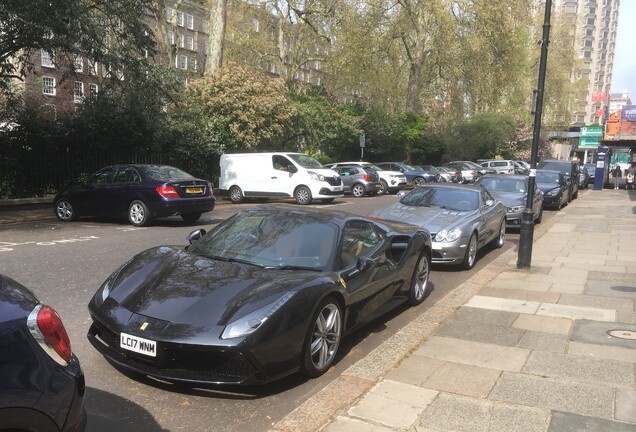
[
  {"left": 128, "top": 200, "right": 151, "bottom": 227},
  {"left": 409, "top": 251, "right": 431, "bottom": 306},
  {"left": 55, "top": 198, "right": 77, "bottom": 222},
  {"left": 462, "top": 233, "right": 478, "bottom": 270},
  {"left": 302, "top": 297, "right": 342, "bottom": 378}
]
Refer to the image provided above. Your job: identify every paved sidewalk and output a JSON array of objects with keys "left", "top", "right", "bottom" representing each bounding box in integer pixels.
[{"left": 271, "top": 189, "right": 636, "bottom": 432}]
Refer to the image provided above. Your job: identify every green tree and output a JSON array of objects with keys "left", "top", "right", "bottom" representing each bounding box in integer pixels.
[{"left": 447, "top": 112, "right": 517, "bottom": 161}]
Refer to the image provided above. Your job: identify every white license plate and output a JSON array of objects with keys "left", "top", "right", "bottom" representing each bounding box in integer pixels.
[
  {"left": 432, "top": 243, "right": 442, "bottom": 250},
  {"left": 120, "top": 332, "right": 157, "bottom": 357}
]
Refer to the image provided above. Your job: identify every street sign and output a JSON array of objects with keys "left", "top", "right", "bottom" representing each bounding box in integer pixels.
[
  {"left": 579, "top": 125, "right": 603, "bottom": 148},
  {"left": 359, "top": 132, "right": 365, "bottom": 148}
]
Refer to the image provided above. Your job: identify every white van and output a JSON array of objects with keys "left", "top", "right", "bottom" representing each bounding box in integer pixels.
[{"left": 219, "top": 152, "right": 344, "bottom": 204}]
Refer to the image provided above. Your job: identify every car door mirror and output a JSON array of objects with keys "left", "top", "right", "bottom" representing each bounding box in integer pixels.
[
  {"left": 484, "top": 199, "right": 495, "bottom": 207},
  {"left": 186, "top": 228, "right": 207, "bottom": 245},
  {"left": 345, "top": 256, "right": 375, "bottom": 278}
]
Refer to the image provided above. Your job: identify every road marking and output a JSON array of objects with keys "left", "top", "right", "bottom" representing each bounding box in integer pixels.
[{"left": 0, "top": 236, "right": 99, "bottom": 252}]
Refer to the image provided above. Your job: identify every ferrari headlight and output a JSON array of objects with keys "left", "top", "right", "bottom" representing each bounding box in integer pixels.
[
  {"left": 308, "top": 171, "right": 326, "bottom": 182},
  {"left": 434, "top": 227, "right": 462, "bottom": 242},
  {"left": 221, "top": 292, "right": 295, "bottom": 339},
  {"left": 93, "top": 258, "right": 133, "bottom": 307},
  {"left": 507, "top": 205, "right": 525, "bottom": 213}
]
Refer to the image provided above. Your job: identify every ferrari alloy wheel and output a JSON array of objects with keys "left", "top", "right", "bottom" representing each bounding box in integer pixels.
[
  {"left": 462, "top": 233, "right": 478, "bottom": 270},
  {"left": 303, "top": 298, "right": 342, "bottom": 377},
  {"left": 128, "top": 200, "right": 151, "bottom": 227},
  {"left": 229, "top": 186, "right": 243, "bottom": 204},
  {"left": 409, "top": 251, "right": 431, "bottom": 306},
  {"left": 295, "top": 186, "right": 312, "bottom": 205},
  {"left": 495, "top": 220, "right": 506, "bottom": 248},
  {"left": 55, "top": 198, "right": 77, "bottom": 222},
  {"left": 352, "top": 183, "right": 365, "bottom": 197}
]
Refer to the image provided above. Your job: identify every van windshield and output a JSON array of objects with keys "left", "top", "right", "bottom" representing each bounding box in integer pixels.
[{"left": 288, "top": 154, "right": 323, "bottom": 169}]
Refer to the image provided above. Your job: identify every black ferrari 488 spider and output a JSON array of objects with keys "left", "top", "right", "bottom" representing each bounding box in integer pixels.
[{"left": 87, "top": 205, "right": 432, "bottom": 385}]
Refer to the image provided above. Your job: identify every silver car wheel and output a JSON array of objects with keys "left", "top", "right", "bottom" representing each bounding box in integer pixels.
[
  {"left": 310, "top": 303, "right": 342, "bottom": 370},
  {"left": 130, "top": 203, "right": 145, "bottom": 224},
  {"left": 352, "top": 183, "right": 365, "bottom": 197},
  {"left": 413, "top": 177, "right": 425, "bottom": 187},
  {"left": 55, "top": 199, "right": 74, "bottom": 221},
  {"left": 295, "top": 186, "right": 312, "bottom": 205},
  {"left": 464, "top": 234, "right": 478, "bottom": 269}
]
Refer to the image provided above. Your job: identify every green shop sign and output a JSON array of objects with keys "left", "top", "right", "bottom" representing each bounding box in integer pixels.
[{"left": 579, "top": 125, "right": 603, "bottom": 148}]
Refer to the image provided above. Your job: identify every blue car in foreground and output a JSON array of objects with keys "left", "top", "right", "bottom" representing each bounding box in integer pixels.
[{"left": 0, "top": 274, "right": 86, "bottom": 432}]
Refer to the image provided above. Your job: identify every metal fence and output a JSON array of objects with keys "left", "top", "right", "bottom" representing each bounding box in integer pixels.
[{"left": 0, "top": 151, "right": 220, "bottom": 199}]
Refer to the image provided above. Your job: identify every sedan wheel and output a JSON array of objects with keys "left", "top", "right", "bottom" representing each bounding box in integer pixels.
[
  {"left": 128, "top": 200, "right": 151, "bottom": 227},
  {"left": 379, "top": 180, "right": 388, "bottom": 195},
  {"left": 181, "top": 212, "right": 202, "bottom": 223},
  {"left": 495, "top": 220, "right": 505, "bottom": 248},
  {"left": 409, "top": 251, "right": 431, "bottom": 306},
  {"left": 462, "top": 233, "right": 478, "bottom": 270},
  {"left": 413, "top": 177, "right": 426, "bottom": 187},
  {"left": 295, "top": 186, "right": 312, "bottom": 205},
  {"left": 352, "top": 183, "right": 365, "bottom": 197},
  {"left": 55, "top": 198, "right": 77, "bottom": 222},
  {"left": 302, "top": 299, "right": 342, "bottom": 377}
]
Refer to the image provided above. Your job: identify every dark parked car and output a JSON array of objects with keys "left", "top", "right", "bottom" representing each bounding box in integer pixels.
[
  {"left": 475, "top": 175, "right": 543, "bottom": 228},
  {"left": 578, "top": 165, "right": 590, "bottom": 189},
  {"left": 536, "top": 159, "right": 580, "bottom": 201},
  {"left": 536, "top": 170, "right": 569, "bottom": 210},
  {"left": 416, "top": 165, "right": 444, "bottom": 182},
  {"left": 375, "top": 162, "right": 432, "bottom": 187},
  {"left": 87, "top": 205, "right": 432, "bottom": 385},
  {"left": 331, "top": 165, "right": 382, "bottom": 197},
  {"left": 0, "top": 274, "right": 86, "bottom": 432},
  {"left": 54, "top": 164, "right": 216, "bottom": 227},
  {"left": 370, "top": 184, "right": 506, "bottom": 270},
  {"left": 584, "top": 163, "right": 596, "bottom": 182}
]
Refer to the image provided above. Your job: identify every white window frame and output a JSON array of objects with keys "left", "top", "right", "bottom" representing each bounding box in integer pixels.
[
  {"left": 41, "top": 50, "right": 54, "bottom": 68},
  {"left": 186, "top": 14, "right": 194, "bottom": 30},
  {"left": 168, "top": 30, "right": 175, "bottom": 45},
  {"left": 166, "top": 7, "right": 174, "bottom": 22},
  {"left": 179, "top": 34, "right": 185, "bottom": 48},
  {"left": 88, "top": 59, "right": 98, "bottom": 76},
  {"left": 74, "top": 54, "right": 83, "bottom": 73},
  {"left": 89, "top": 83, "right": 98, "bottom": 98},
  {"left": 74, "top": 81, "right": 84, "bottom": 103},
  {"left": 179, "top": 55, "right": 188, "bottom": 70},
  {"left": 186, "top": 36, "right": 194, "bottom": 51},
  {"left": 42, "top": 76, "right": 56, "bottom": 95},
  {"left": 191, "top": 57, "right": 198, "bottom": 71},
  {"left": 177, "top": 11, "right": 184, "bottom": 27}
]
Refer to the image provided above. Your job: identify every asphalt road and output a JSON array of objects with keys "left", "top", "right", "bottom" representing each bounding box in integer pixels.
[{"left": 0, "top": 195, "right": 556, "bottom": 432}]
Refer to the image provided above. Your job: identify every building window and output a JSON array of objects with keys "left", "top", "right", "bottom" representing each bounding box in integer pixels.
[
  {"left": 253, "top": 18, "right": 260, "bottom": 32},
  {"left": 88, "top": 59, "right": 98, "bottom": 76},
  {"left": 191, "top": 57, "right": 198, "bottom": 71},
  {"left": 177, "top": 11, "right": 184, "bottom": 27},
  {"left": 186, "top": 36, "right": 194, "bottom": 51},
  {"left": 166, "top": 7, "right": 174, "bottom": 22},
  {"left": 42, "top": 76, "right": 56, "bottom": 95},
  {"left": 74, "top": 55, "right": 83, "bottom": 73},
  {"left": 187, "top": 14, "right": 194, "bottom": 30},
  {"left": 168, "top": 30, "right": 175, "bottom": 45},
  {"left": 74, "top": 81, "right": 84, "bottom": 103},
  {"left": 89, "top": 83, "right": 98, "bottom": 98},
  {"left": 179, "top": 55, "right": 188, "bottom": 70},
  {"left": 41, "top": 50, "right": 54, "bottom": 68},
  {"left": 179, "top": 34, "right": 185, "bottom": 48}
]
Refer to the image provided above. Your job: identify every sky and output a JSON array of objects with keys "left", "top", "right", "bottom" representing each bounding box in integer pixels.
[{"left": 611, "top": 1, "right": 636, "bottom": 100}]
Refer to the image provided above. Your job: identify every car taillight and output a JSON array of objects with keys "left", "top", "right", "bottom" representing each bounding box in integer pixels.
[
  {"left": 27, "top": 304, "right": 72, "bottom": 366},
  {"left": 206, "top": 182, "right": 213, "bottom": 196},
  {"left": 156, "top": 185, "right": 179, "bottom": 198},
  {"left": 363, "top": 174, "right": 372, "bottom": 181},
  {"left": 471, "top": 171, "right": 477, "bottom": 176}
]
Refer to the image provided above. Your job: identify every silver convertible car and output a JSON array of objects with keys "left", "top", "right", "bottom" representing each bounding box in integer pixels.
[{"left": 369, "top": 184, "right": 507, "bottom": 269}]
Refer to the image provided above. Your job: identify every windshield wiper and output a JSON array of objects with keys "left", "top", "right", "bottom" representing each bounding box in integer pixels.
[
  {"left": 267, "top": 265, "right": 322, "bottom": 272},
  {"left": 196, "top": 253, "right": 264, "bottom": 268}
]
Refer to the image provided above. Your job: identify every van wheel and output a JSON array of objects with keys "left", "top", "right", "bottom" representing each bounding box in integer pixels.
[
  {"left": 229, "top": 186, "right": 243, "bottom": 204},
  {"left": 352, "top": 183, "right": 365, "bottom": 197},
  {"left": 295, "top": 186, "right": 312, "bottom": 205}
]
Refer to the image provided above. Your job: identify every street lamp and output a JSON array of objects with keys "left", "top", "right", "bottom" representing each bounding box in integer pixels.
[{"left": 518, "top": 0, "right": 552, "bottom": 268}]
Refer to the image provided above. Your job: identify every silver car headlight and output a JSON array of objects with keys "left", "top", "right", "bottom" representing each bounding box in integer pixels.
[
  {"left": 221, "top": 292, "right": 295, "bottom": 339},
  {"left": 308, "top": 171, "right": 326, "bottom": 182},
  {"left": 545, "top": 190, "right": 558, "bottom": 197},
  {"left": 434, "top": 227, "right": 462, "bottom": 242},
  {"left": 507, "top": 205, "right": 525, "bottom": 213}
]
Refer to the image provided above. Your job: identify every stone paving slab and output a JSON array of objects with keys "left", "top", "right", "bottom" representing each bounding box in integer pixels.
[
  {"left": 536, "top": 303, "right": 616, "bottom": 322},
  {"left": 435, "top": 309, "right": 525, "bottom": 346},
  {"left": 587, "top": 280, "right": 636, "bottom": 299},
  {"left": 522, "top": 350, "right": 635, "bottom": 388},
  {"left": 489, "top": 372, "right": 615, "bottom": 419},
  {"left": 479, "top": 287, "right": 561, "bottom": 304},
  {"left": 548, "top": 411, "right": 636, "bottom": 432},
  {"left": 619, "top": 311, "right": 636, "bottom": 324},
  {"left": 568, "top": 341, "right": 636, "bottom": 363},
  {"left": 417, "top": 362, "right": 501, "bottom": 398},
  {"left": 512, "top": 314, "right": 572, "bottom": 335},
  {"left": 418, "top": 393, "right": 549, "bottom": 432},
  {"left": 487, "top": 278, "right": 552, "bottom": 292},
  {"left": 413, "top": 336, "right": 530, "bottom": 372},
  {"left": 549, "top": 283, "right": 586, "bottom": 294},
  {"left": 616, "top": 389, "right": 636, "bottom": 424},
  {"left": 465, "top": 296, "right": 540, "bottom": 314},
  {"left": 347, "top": 380, "right": 438, "bottom": 429},
  {"left": 516, "top": 331, "right": 568, "bottom": 353},
  {"left": 571, "top": 319, "right": 636, "bottom": 348},
  {"left": 558, "top": 293, "right": 636, "bottom": 314},
  {"left": 384, "top": 356, "right": 445, "bottom": 387},
  {"left": 323, "top": 416, "right": 393, "bottom": 432}
]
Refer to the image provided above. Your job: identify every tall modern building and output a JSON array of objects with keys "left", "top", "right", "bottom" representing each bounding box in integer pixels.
[{"left": 549, "top": 0, "right": 621, "bottom": 126}]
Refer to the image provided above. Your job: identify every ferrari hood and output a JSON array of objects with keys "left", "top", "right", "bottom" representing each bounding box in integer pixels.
[
  {"left": 105, "top": 246, "right": 319, "bottom": 327},
  {"left": 371, "top": 203, "right": 474, "bottom": 234}
]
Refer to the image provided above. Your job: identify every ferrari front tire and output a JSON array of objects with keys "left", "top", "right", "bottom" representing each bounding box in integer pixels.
[
  {"left": 302, "top": 297, "right": 342, "bottom": 377},
  {"left": 409, "top": 251, "right": 431, "bottom": 306}
]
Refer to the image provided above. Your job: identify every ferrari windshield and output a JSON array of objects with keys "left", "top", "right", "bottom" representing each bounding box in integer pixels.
[
  {"left": 400, "top": 186, "right": 479, "bottom": 211},
  {"left": 189, "top": 210, "right": 338, "bottom": 270}
]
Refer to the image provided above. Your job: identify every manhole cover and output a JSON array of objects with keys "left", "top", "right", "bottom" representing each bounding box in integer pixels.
[{"left": 607, "top": 330, "right": 636, "bottom": 340}]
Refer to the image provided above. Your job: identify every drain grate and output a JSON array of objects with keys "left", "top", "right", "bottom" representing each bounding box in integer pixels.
[{"left": 606, "top": 329, "right": 636, "bottom": 340}]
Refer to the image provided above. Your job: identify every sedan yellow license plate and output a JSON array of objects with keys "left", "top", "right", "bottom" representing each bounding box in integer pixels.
[{"left": 185, "top": 187, "right": 203, "bottom": 194}]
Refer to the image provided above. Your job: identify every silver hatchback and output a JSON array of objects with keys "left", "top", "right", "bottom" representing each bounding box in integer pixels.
[{"left": 332, "top": 165, "right": 382, "bottom": 197}]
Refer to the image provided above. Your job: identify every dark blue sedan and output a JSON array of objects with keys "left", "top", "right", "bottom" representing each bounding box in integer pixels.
[
  {"left": 54, "top": 164, "right": 216, "bottom": 227},
  {"left": 0, "top": 274, "right": 86, "bottom": 432}
]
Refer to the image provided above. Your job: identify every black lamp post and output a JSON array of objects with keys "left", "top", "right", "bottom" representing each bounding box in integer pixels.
[{"left": 518, "top": 0, "right": 552, "bottom": 268}]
